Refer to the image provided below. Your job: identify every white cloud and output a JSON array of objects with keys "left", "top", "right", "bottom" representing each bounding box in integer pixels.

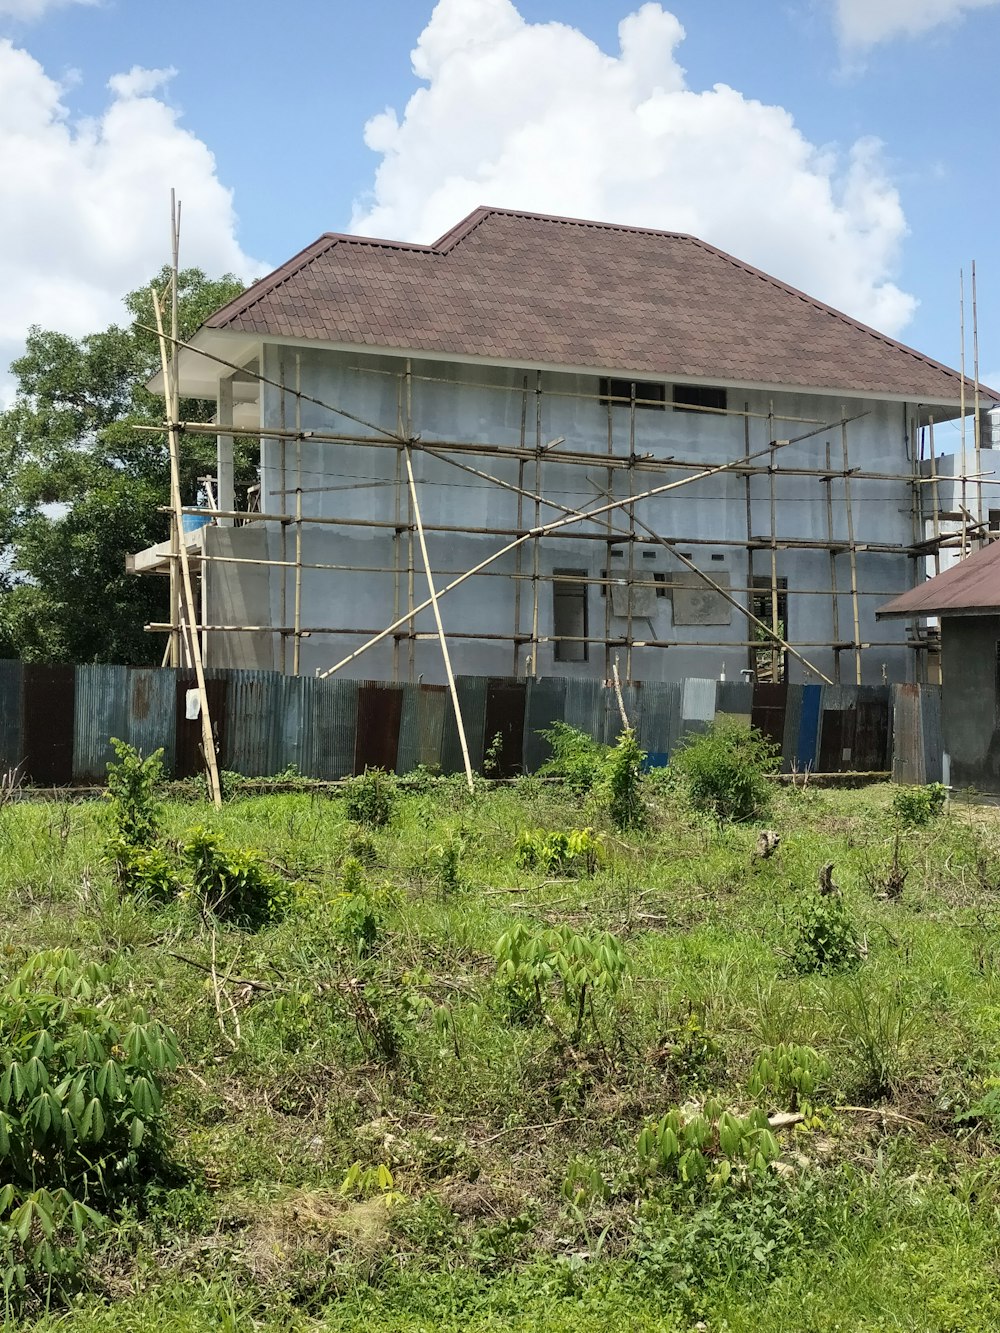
[
  {"left": 0, "top": 0, "right": 97, "bottom": 20},
  {"left": 107, "top": 64, "right": 177, "bottom": 99},
  {"left": 0, "top": 40, "right": 263, "bottom": 402},
  {"left": 352, "top": 0, "right": 917, "bottom": 336},
  {"left": 835, "top": 0, "right": 1000, "bottom": 47}
]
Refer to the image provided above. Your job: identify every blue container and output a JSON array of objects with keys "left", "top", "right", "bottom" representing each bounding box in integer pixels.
[{"left": 181, "top": 512, "right": 212, "bottom": 534}]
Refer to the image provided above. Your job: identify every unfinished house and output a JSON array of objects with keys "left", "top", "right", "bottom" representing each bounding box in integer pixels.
[{"left": 133, "top": 206, "right": 996, "bottom": 687}]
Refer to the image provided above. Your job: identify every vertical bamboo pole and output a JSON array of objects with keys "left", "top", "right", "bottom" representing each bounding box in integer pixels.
[
  {"left": 513, "top": 376, "right": 528, "bottom": 675},
  {"left": 906, "top": 408, "right": 922, "bottom": 681},
  {"left": 292, "top": 354, "right": 303, "bottom": 676},
  {"left": 973, "top": 260, "right": 983, "bottom": 535},
  {"left": 743, "top": 404, "right": 754, "bottom": 677},
  {"left": 405, "top": 362, "right": 415, "bottom": 681},
  {"left": 960, "top": 269, "right": 968, "bottom": 557},
  {"left": 403, "top": 445, "right": 474, "bottom": 791},
  {"left": 823, "top": 440, "right": 842, "bottom": 684},
  {"left": 928, "top": 417, "right": 941, "bottom": 577},
  {"left": 605, "top": 392, "right": 615, "bottom": 679},
  {"left": 768, "top": 403, "right": 779, "bottom": 682},
  {"left": 530, "top": 371, "right": 542, "bottom": 677},
  {"left": 278, "top": 357, "right": 288, "bottom": 674},
  {"left": 841, "top": 411, "right": 863, "bottom": 685},
  {"left": 625, "top": 385, "right": 637, "bottom": 681},
  {"left": 152, "top": 222, "right": 222, "bottom": 808},
  {"left": 392, "top": 369, "right": 404, "bottom": 683}
]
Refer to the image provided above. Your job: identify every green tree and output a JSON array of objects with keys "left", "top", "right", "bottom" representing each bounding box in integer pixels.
[{"left": 0, "top": 268, "right": 251, "bottom": 664}]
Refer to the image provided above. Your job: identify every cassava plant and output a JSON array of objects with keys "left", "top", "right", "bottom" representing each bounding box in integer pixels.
[
  {"left": 494, "top": 923, "right": 627, "bottom": 1043},
  {"left": 0, "top": 950, "right": 179, "bottom": 1305},
  {"left": 102, "top": 741, "right": 177, "bottom": 900}
]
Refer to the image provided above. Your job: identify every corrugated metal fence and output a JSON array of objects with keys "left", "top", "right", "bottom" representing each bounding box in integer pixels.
[{"left": 0, "top": 661, "right": 942, "bottom": 786}]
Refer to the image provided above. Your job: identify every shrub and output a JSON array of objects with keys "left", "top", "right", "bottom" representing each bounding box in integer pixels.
[
  {"left": 516, "top": 828, "right": 604, "bottom": 877},
  {"left": 0, "top": 950, "right": 179, "bottom": 1304},
  {"left": 892, "top": 782, "right": 947, "bottom": 828},
  {"left": 343, "top": 768, "right": 397, "bottom": 829},
  {"left": 788, "top": 891, "right": 861, "bottom": 976},
  {"left": 182, "top": 826, "right": 286, "bottom": 928},
  {"left": 670, "top": 721, "right": 780, "bottom": 822},
  {"left": 537, "top": 723, "right": 610, "bottom": 795},
  {"left": 602, "top": 728, "right": 648, "bottom": 832},
  {"left": 103, "top": 741, "right": 177, "bottom": 898}
]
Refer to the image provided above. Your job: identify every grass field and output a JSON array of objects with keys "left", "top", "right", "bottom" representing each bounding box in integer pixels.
[{"left": 4, "top": 743, "right": 1000, "bottom": 1332}]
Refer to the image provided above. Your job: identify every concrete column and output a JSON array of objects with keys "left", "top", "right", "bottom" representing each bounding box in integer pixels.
[{"left": 217, "top": 375, "right": 235, "bottom": 526}]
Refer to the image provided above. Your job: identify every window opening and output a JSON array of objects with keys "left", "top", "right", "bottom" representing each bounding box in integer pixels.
[
  {"left": 599, "top": 378, "right": 666, "bottom": 410},
  {"left": 553, "top": 569, "right": 589, "bottom": 662},
  {"left": 673, "top": 384, "right": 727, "bottom": 413},
  {"left": 751, "top": 576, "right": 788, "bottom": 683}
]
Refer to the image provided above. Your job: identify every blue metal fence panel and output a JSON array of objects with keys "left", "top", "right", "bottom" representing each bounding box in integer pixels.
[
  {"left": 273, "top": 675, "right": 312, "bottom": 775},
  {"left": 73, "top": 665, "right": 130, "bottom": 782},
  {"left": 313, "top": 678, "right": 358, "bottom": 779},
  {"left": 0, "top": 660, "right": 23, "bottom": 774},
  {"left": 563, "top": 678, "right": 604, "bottom": 744},
  {"left": 223, "top": 671, "right": 279, "bottom": 777},
  {"left": 127, "top": 668, "right": 176, "bottom": 773},
  {"left": 796, "top": 684, "right": 823, "bottom": 772},
  {"left": 523, "top": 677, "right": 567, "bottom": 772},
  {"left": 635, "top": 681, "right": 679, "bottom": 766}
]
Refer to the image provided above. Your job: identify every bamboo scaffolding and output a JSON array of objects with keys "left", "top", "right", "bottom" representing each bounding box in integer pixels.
[
  {"left": 138, "top": 309, "right": 986, "bottom": 696},
  {"left": 403, "top": 444, "right": 475, "bottom": 792},
  {"left": 152, "top": 201, "right": 221, "bottom": 808}
]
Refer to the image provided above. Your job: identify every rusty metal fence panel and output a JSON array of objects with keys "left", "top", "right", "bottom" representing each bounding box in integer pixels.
[
  {"left": 483, "top": 678, "right": 526, "bottom": 777},
  {"left": 223, "top": 671, "right": 277, "bottom": 778},
  {"left": 355, "top": 682, "right": 404, "bottom": 774},
  {"left": 73, "top": 665, "right": 129, "bottom": 783},
  {"left": 441, "top": 676, "right": 487, "bottom": 776}
]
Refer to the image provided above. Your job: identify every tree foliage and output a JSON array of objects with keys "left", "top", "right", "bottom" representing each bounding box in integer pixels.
[{"left": 0, "top": 268, "right": 251, "bottom": 664}]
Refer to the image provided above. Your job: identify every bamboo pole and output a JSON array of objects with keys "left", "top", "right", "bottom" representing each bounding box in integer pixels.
[
  {"left": 960, "top": 269, "right": 968, "bottom": 557},
  {"left": 403, "top": 445, "right": 474, "bottom": 791},
  {"left": 293, "top": 354, "right": 303, "bottom": 675},
  {"left": 768, "top": 402, "right": 780, "bottom": 682},
  {"left": 625, "top": 387, "right": 637, "bottom": 681},
  {"left": 152, "top": 221, "right": 222, "bottom": 809},
  {"left": 973, "top": 260, "right": 983, "bottom": 535},
  {"left": 530, "top": 371, "right": 542, "bottom": 677},
  {"left": 841, "top": 412, "right": 863, "bottom": 685},
  {"left": 743, "top": 404, "right": 754, "bottom": 678},
  {"left": 513, "top": 375, "right": 528, "bottom": 674},
  {"left": 824, "top": 440, "right": 842, "bottom": 684}
]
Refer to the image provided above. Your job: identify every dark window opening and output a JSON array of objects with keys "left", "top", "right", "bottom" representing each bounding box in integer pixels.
[
  {"left": 673, "top": 383, "right": 728, "bottom": 413},
  {"left": 990, "top": 509, "right": 1000, "bottom": 532},
  {"left": 599, "top": 377, "right": 666, "bottom": 410},
  {"left": 553, "top": 569, "right": 589, "bottom": 662},
  {"left": 751, "top": 576, "right": 788, "bottom": 684}
]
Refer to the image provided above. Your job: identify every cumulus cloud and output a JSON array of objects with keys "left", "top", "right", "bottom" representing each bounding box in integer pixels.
[
  {"left": 352, "top": 0, "right": 917, "bottom": 336},
  {"left": 835, "top": 0, "right": 1000, "bottom": 47},
  {"left": 0, "top": 41, "right": 262, "bottom": 401},
  {"left": 0, "top": 0, "right": 97, "bottom": 19},
  {"left": 107, "top": 64, "right": 177, "bottom": 99}
]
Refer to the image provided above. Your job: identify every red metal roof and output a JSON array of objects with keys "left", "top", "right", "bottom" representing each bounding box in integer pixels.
[
  {"left": 877, "top": 539, "right": 1000, "bottom": 618},
  {"left": 203, "top": 206, "right": 996, "bottom": 404}
]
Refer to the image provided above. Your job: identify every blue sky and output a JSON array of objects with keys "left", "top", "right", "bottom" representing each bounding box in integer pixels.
[{"left": 1, "top": 0, "right": 999, "bottom": 402}]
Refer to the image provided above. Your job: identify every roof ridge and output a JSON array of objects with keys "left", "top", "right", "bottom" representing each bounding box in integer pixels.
[
  {"left": 431, "top": 204, "right": 696, "bottom": 249},
  {"left": 682, "top": 234, "right": 976, "bottom": 393}
]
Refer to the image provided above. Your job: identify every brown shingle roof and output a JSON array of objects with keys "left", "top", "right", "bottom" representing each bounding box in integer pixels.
[
  {"left": 877, "top": 540, "right": 1000, "bottom": 618},
  {"left": 205, "top": 206, "right": 993, "bottom": 403}
]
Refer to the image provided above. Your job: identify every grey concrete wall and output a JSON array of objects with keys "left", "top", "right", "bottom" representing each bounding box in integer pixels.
[
  {"left": 216, "top": 345, "right": 922, "bottom": 685},
  {"left": 941, "top": 615, "right": 1000, "bottom": 793}
]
